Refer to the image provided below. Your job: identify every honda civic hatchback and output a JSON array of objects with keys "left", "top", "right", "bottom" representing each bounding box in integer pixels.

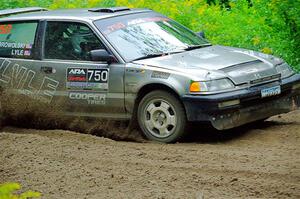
[{"left": 0, "top": 7, "right": 299, "bottom": 142}]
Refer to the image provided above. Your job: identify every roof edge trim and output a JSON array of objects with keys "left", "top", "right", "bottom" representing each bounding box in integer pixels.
[{"left": 0, "top": 7, "right": 48, "bottom": 17}]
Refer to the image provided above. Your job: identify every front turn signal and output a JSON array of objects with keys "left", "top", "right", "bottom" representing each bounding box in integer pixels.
[{"left": 190, "top": 82, "right": 201, "bottom": 92}]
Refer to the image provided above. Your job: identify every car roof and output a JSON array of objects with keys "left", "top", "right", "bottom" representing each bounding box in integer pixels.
[{"left": 0, "top": 8, "right": 152, "bottom": 22}]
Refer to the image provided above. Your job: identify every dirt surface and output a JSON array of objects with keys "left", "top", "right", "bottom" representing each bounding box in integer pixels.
[{"left": 0, "top": 111, "right": 299, "bottom": 199}]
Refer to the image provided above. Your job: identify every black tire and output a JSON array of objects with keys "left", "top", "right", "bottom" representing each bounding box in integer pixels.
[{"left": 137, "top": 90, "right": 187, "bottom": 143}]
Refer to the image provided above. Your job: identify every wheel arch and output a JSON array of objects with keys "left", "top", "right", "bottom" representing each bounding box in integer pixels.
[{"left": 130, "top": 83, "right": 184, "bottom": 124}]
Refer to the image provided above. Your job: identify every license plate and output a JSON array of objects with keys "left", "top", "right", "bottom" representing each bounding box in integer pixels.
[{"left": 261, "top": 85, "right": 281, "bottom": 98}]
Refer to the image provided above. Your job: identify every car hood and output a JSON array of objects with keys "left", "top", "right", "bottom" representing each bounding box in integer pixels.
[{"left": 133, "top": 45, "right": 283, "bottom": 84}]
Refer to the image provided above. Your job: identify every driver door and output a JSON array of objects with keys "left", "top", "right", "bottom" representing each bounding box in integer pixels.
[{"left": 36, "top": 21, "right": 126, "bottom": 118}]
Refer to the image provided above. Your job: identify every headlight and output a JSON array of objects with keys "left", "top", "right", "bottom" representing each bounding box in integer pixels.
[
  {"left": 275, "top": 63, "right": 294, "bottom": 78},
  {"left": 190, "top": 78, "right": 234, "bottom": 92}
]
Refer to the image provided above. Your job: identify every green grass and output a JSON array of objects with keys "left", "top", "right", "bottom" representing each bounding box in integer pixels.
[{"left": 1, "top": 0, "right": 299, "bottom": 71}]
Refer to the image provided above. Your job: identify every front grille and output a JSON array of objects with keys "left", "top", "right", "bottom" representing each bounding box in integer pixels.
[{"left": 249, "top": 74, "right": 281, "bottom": 85}]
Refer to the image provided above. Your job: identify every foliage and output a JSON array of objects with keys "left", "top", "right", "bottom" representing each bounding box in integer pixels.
[
  {"left": 0, "top": 183, "right": 41, "bottom": 199},
  {"left": 0, "top": 0, "right": 299, "bottom": 71}
]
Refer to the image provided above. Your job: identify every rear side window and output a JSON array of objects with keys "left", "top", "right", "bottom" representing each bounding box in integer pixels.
[
  {"left": 0, "top": 22, "right": 38, "bottom": 59},
  {"left": 44, "top": 22, "right": 104, "bottom": 61}
]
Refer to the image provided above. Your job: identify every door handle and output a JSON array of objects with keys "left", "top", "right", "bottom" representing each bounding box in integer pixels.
[{"left": 41, "top": 66, "right": 54, "bottom": 74}]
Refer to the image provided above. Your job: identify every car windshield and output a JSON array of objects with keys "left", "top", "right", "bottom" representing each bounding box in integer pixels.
[{"left": 94, "top": 12, "right": 209, "bottom": 61}]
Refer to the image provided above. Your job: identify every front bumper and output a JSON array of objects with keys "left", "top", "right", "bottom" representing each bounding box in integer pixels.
[{"left": 182, "top": 74, "right": 300, "bottom": 130}]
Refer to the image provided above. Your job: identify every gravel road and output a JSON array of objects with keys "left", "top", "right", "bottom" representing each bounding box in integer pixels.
[{"left": 0, "top": 111, "right": 299, "bottom": 198}]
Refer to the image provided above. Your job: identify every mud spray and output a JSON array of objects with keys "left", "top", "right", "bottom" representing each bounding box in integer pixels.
[{"left": 0, "top": 92, "right": 145, "bottom": 142}]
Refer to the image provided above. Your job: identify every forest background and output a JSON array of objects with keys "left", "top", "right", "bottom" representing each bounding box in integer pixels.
[{"left": 1, "top": 0, "right": 299, "bottom": 71}]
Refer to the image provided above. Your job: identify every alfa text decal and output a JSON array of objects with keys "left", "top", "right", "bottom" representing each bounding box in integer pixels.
[{"left": 66, "top": 68, "right": 109, "bottom": 91}]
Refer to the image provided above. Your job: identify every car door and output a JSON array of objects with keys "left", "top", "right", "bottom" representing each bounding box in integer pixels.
[
  {"left": 0, "top": 20, "right": 52, "bottom": 109},
  {"left": 35, "top": 21, "right": 126, "bottom": 118}
]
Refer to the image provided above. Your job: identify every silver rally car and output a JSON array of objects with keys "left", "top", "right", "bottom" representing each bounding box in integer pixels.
[{"left": 0, "top": 7, "right": 299, "bottom": 142}]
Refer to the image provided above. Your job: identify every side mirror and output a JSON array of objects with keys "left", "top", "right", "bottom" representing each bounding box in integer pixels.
[
  {"left": 196, "top": 31, "right": 206, "bottom": 39},
  {"left": 90, "top": 49, "right": 115, "bottom": 63}
]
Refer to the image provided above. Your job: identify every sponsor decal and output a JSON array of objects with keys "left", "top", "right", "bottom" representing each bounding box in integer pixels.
[
  {"left": 69, "top": 91, "right": 106, "bottom": 105},
  {"left": 66, "top": 68, "right": 109, "bottom": 91},
  {"left": 104, "top": 22, "right": 126, "bottom": 35},
  {"left": 103, "top": 17, "right": 170, "bottom": 35},
  {"left": 126, "top": 68, "right": 145, "bottom": 74},
  {"left": 68, "top": 76, "right": 86, "bottom": 82},
  {"left": 11, "top": 49, "right": 31, "bottom": 56},
  {"left": 0, "top": 59, "right": 59, "bottom": 103},
  {"left": 0, "top": 41, "right": 33, "bottom": 57},
  {"left": 67, "top": 68, "right": 87, "bottom": 82},
  {"left": 68, "top": 68, "right": 86, "bottom": 75},
  {"left": 0, "top": 24, "right": 12, "bottom": 34},
  {"left": 0, "top": 42, "right": 33, "bottom": 49},
  {"left": 151, "top": 71, "right": 170, "bottom": 79},
  {"left": 127, "top": 17, "right": 169, "bottom": 26}
]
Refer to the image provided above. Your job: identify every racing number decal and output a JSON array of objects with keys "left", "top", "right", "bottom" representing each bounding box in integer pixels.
[
  {"left": 87, "top": 69, "right": 108, "bottom": 83},
  {"left": 66, "top": 68, "right": 109, "bottom": 91}
]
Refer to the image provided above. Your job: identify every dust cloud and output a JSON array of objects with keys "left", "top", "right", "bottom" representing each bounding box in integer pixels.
[{"left": 0, "top": 92, "right": 144, "bottom": 142}]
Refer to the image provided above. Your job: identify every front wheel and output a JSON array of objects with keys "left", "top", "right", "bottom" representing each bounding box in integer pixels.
[{"left": 137, "top": 90, "right": 187, "bottom": 143}]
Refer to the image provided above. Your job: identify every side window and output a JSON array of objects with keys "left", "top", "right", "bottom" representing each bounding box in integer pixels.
[
  {"left": 0, "top": 22, "right": 38, "bottom": 59},
  {"left": 44, "top": 22, "right": 104, "bottom": 61}
]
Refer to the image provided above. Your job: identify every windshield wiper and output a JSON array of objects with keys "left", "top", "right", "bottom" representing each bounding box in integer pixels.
[
  {"left": 131, "top": 47, "right": 202, "bottom": 62},
  {"left": 132, "top": 50, "right": 184, "bottom": 61},
  {"left": 184, "top": 44, "right": 212, "bottom": 51},
  {"left": 132, "top": 53, "right": 165, "bottom": 61}
]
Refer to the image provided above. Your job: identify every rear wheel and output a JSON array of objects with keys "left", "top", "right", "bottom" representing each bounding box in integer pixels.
[{"left": 137, "top": 90, "right": 187, "bottom": 143}]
